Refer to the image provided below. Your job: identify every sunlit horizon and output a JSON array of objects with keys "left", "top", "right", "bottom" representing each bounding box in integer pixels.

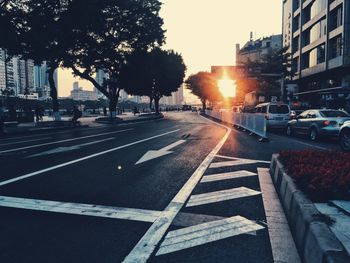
[{"left": 58, "top": 0, "right": 282, "bottom": 101}]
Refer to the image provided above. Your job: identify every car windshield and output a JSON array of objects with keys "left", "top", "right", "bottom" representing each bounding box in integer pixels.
[
  {"left": 268, "top": 105, "right": 289, "bottom": 114},
  {"left": 320, "top": 111, "right": 350, "bottom": 118}
]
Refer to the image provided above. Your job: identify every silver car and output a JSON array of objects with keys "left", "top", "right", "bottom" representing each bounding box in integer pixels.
[
  {"left": 339, "top": 121, "right": 350, "bottom": 152},
  {"left": 286, "top": 109, "right": 350, "bottom": 141}
]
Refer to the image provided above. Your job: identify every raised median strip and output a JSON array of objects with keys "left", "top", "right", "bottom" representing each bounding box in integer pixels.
[
  {"left": 269, "top": 154, "right": 350, "bottom": 263},
  {"left": 95, "top": 113, "right": 164, "bottom": 124}
]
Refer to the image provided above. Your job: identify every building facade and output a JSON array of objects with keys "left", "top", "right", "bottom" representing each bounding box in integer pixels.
[
  {"left": 236, "top": 34, "right": 282, "bottom": 65},
  {"left": 0, "top": 48, "right": 57, "bottom": 100},
  {"left": 71, "top": 81, "right": 97, "bottom": 101},
  {"left": 283, "top": 0, "right": 350, "bottom": 109}
]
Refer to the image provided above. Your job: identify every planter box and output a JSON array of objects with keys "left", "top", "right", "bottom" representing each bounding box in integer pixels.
[{"left": 270, "top": 154, "right": 350, "bottom": 263}]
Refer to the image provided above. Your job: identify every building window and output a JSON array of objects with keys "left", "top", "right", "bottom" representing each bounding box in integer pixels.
[
  {"left": 329, "top": 35, "right": 343, "bottom": 59},
  {"left": 293, "top": 15, "right": 300, "bottom": 32},
  {"left": 294, "top": 0, "right": 300, "bottom": 10},
  {"left": 310, "top": 0, "right": 327, "bottom": 20},
  {"left": 329, "top": 5, "right": 343, "bottom": 31},
  {"left": 292, "top": 36, "right": 300, "bottom": 52},
  {"left": 309, "top": 19, "right": 326, "bottom": 43},
  {"left": 309, "top": 44, "right": 325, "bottom": 67}
]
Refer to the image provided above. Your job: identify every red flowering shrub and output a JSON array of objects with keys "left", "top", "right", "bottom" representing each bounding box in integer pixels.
[{"left": 279, "top": 150, "right": 350, "bottom": 201}]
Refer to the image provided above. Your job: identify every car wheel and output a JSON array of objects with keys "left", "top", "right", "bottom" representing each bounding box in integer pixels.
[
  {"left": 340, "top": 130, "right": 350, "bottom": 152},
  {"left": 286, "top": 125, "right": 293, "bottom": 136},
  {"left": 309, "top": 128, "right": 318, "bottom": 141}
]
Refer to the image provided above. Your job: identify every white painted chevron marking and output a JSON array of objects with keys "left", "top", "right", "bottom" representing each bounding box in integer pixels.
[
  {"left": 156, "top": 215, "right": 264, "bottom": 256},
  {"left": 209, "top": 160, "right": 257, "bottom": 168},
  {"left": 0, "top": 196, "right": 161, "bottom": 223},
  {"left": 201, "top": 170, "right": 257, "bottom": 183},
  {"left": 186, "top": 187, "right": 261, "bottom": 207},
  {"left": 215, "top": 154, "right": 271, "bottom": 164}
]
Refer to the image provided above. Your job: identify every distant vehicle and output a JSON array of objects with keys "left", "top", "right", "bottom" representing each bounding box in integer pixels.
[
  {"left": 191, "top": 106, "right": 198, "bottom": 112},
  {"left": 286, "top": 109, "right": 350, "bottom": 141},
  {"left": 232, "top": 105, "right": 242, "bottom": 112},
  {"left": 255, "top": 102, "right": 290, "bottom": 129},
  {"left": 339, "top": 121, "right": 350, "bottom": 152}
]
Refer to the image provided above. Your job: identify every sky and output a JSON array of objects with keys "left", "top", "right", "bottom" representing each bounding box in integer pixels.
[{"left": 58, "top": 0, "right": 282, "bottom": 99}]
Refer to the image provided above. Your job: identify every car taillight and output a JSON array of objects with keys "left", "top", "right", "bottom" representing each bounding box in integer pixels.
[{"left": 323, "top": 120, "right": 330, "bottom": 126}]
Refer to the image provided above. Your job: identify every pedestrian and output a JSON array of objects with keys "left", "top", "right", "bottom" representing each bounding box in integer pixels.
[
  {"left": 72, "top": 106, "right": 82, "bottom": 126},
  {"left": 35, "top": 105, "right": 41, "bottom": 122},
  {"left": 103, "top": 107, "right": 107, "bottom": 116}
]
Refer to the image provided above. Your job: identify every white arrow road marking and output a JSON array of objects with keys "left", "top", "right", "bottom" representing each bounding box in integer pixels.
[
  {"left": 123, "top": 116, "right": 231, "bottom": 263},
  {"left": 0, "top": 195, "right": 161, "bottom": 223},
  {"left": 186, "top": 187, "right": 261, "bottom": 207},
  {"left": 135, "top": 139, "right": 186, "bottom": 165},
  {"left": 0, "top": 128, "right": 133, "bottom": 154},
  {"left": 0, "top": 129, "right": 180, "bottom": 187},
  {"left": 156, "top": 216, "right": 264, "bottom": 256},
  {"left": 215, "top": 154, "right": 271, "bottom": 164},
  {"left": 26, "top": 137, "right": 115, "bottom": 158},
  {"left": 201, "top": 170, "right": 257, "bottom": 183}
]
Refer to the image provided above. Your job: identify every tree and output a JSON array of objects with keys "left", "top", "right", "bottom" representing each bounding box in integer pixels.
[
  {"left": 66, "top": 0, "right": 165, "bottom": 117},
  {"left": 244, "top": 46, "right": 293, "bottom": 100},
  {"left": 120, "top": 48, "right": 186, "bottom": 114},
  {"left": 0, "top": 0, "right": 79, "bottom": 120},
  {"left": 185, "top": 72, "right": 221, "bottom": 110}
]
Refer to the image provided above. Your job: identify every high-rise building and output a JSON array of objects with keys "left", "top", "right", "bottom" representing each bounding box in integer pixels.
[
  {"left": 94, "top": 69, "right": 107, "bottom": 99},
  {"left": 0, "top": 49, "right": 15, "bottom": 94},
  {"left": 283, "top": 0, "right": 350, "bottom": 108},
  {"left": 71, "top": 81, "right": 97, "bottom": 101}
]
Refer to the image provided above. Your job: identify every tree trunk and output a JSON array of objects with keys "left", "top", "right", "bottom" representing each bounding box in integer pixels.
[
  {"left": 108, "top": 87, "right": 121, "bottom": 118},
  {"left": 154, "top": 97, "right": 160, "bottom": 115},
  {"left": 48, "top": 65, "right": 61, "bottom": 121},
  {"left": 201, "top": 99, "right": 207, "bottom": 110},
  {"left": 149, "top": 96, "right": 153, "bottom": 112}
]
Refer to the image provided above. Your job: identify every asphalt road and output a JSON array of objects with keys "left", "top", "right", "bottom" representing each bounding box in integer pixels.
[{"left": 0, "top": 112, "right": 341, "bottom": 263}]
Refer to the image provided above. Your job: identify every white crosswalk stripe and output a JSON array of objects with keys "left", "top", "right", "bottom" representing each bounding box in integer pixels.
[
  {"left": 0, "top": 196, "right": 161, "bottom": 223},
  {"left": 209, "top": 159, "right": 258, "bottom": 168},
  {"left": 156, "top": 215, "right": 264, "bottom": 256},
  {"left": 186, "top": 187, "right": 261, "bottom": 207},
  {"left": 201, "top": 170, "right": 257, "bottom": 183}
]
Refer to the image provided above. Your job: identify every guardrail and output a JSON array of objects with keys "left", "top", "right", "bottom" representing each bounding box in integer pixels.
[{"left": 205, "top": 109, "right": 268, "bottom": 141}]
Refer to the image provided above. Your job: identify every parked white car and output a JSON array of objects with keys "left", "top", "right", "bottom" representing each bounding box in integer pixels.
[{"left": 255, "top": 102, "right": 290, "bottom": 129}]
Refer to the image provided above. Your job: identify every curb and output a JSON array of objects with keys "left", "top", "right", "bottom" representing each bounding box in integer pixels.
[
  {"left": 95, "top": 115, "right": 164, "bottom": 124},
  {"left": 269, "top": 154, "right": 350, "bottom": 263}
]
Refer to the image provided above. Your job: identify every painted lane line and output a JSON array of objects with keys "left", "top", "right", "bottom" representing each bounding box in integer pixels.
[
  {"left": 0, "top": 129, "right": 180, "bottom": 187},
  {"left": 186, "top": 187, "right": 261, "bottom": 207},
  {"left": 200, "top": 170, "right": 257, "bottom": 183},
  {"left": 122, "top": 115, "right": 231, "bottom": 263},
  {"left": 209, "top": 159, "right": 257, "bottom": 169},
  {"left": 156, "top": 216, "right": 264, "bottom": 256},
  {"left": 0, "top": 137, "right": 52, "bottom": 147},
  {"left": 0, "top": 196, "right": 161, "bottom": 223},
  {"left": 215, "top": 154, "right": 271, "bottom": 164},
  {"left": 0, "top": 125, "right": 115, "bottom": 143},
  {"left": 135, "top": 140, "right": 186, "bottom": 165},
  {"left": 257, "top": 168, "right": 301, "bottom": 263},
  {"left": 26, "top": 137, "right": 116, "bottom": 158},
  {"left": 0, "top": 128, "right": 133, "bottom": 154},
  {"left": 269, "top": 134, "right": 328, "bottom": 150}
]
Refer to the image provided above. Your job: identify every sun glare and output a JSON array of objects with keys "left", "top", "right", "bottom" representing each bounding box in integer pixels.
[{"left": 218, "top": 78, "right": 236, "bottom": 98}]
